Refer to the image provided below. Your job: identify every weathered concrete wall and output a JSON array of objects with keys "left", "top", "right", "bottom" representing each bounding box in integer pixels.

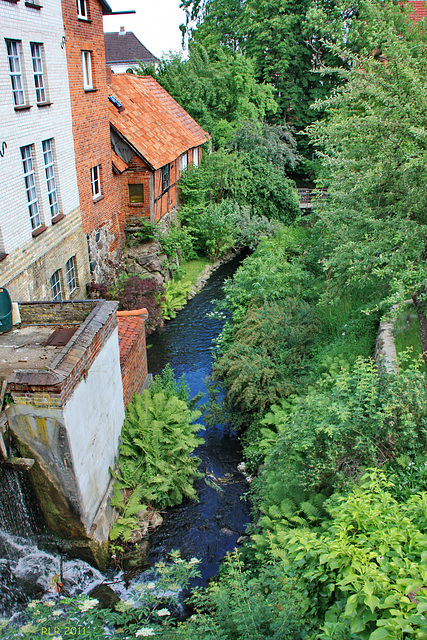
[
  {"left": 63, "top": 328, "right": 125, "bottom": 531},
  {"left": 5, "top": 300, "right": 125, "bottom": 564}
]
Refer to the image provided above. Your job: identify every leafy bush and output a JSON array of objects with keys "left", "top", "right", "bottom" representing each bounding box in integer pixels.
[
  {"left": 273, "top": 471, "right": 427, "bottom": 640},
  {"left": 219, "top": 228, "right": 313, "bottom": 322},
  {"left": 125, "top": 220, "right": 157, "bottom": 245},
  {"left": 113, "top": 389, "right": 204, "bottom": 508},
  {"left": 253, "top": 359, "right": 427, "bottom": 555},
  {"left": 211, "top": 299, "right": 319, "bottom": 425},
  {"left": 161, "top": 551, "right": 307, "bottom": 640},
  {"left": 157, "top": 224, "right": 196, "bottom": 262},
  {"left": 117, "top": 276, "right": 165, "bottom": 335}
]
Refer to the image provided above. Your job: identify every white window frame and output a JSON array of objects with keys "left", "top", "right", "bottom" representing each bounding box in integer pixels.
[
  {"left": 91, "top": 165, "right": 101, "bottom": 199},
  {"left": 181, "top": 151, "right": 188, "bottom": 172},
  {"left": 50, "top": 270, "right": 62, "bottom": 301},
  {"left": 31, "top": 42, "right": 46, "bottom": 104},
  {"left": 66, "top": 256, "right": 78, "bottom": 295},
  {"left": 193, "top": 147, "right": 199, "bottom": 167},
  {"left": 81, "top": 50, "right": 93, "bottom": 90},
  {"left": 42, "top": 139, "right": 59, "bottom": 218},
  {"left": 21, "top": 145, "right": 42, "bottom": 230},
  {"left": 76, "top": 0, "right": 88, "bottom": 19},
  {"left": 6, "top": 40, "right": 25, "bottom": 107}
]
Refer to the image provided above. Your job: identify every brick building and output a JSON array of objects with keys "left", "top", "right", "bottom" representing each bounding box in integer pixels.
[
  {"left": 62, "top": 0, "right": 121, "bottom": 284},
  {"left": 0, "top": 0, "right": 90, "bottom": 302},
  {"left": 108, "top": 73, "right": 209, "bottom": 226}
]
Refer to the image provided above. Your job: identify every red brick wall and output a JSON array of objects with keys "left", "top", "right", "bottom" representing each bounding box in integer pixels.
[
  {"left": 116, "top": 155, "right": 152, "bottom": 228},
  {"left": 62, "top": 0, "right": 121, "bottom": 253},
  {"left": 117, "top": 316, "right": 148, "bottom": 406}
]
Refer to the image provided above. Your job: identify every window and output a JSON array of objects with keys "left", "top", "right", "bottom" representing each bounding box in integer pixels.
[
  {"left": 65, "top": 256, "right": 78, "bottom": 294},
  {"left": 181, "top": 152, "right": 188, "bottom": 172},
  {"left": 21, "top": 145, "right": 41, "bottom": 230},
  {"left": 50, "top": 270, "right": 62, "bottom": 301},
  {"left": 128, "top": 183, "right": 143, "bottom": 204},
  {"left": 76, "top": 0, "right": 88, "bottom": 19},
  {"left": 81, "top": 50, "right": 93, "bottom": 90},
  {"left": 6, "top": 40, "right": 25, "bottom": 106},
  {"left": 42, "top": 139, "right": 59, "bottom": 218},
  {"left": 30, "top": 43, "right": 46, "bottom": 104},
  {"left": 162, "top": 164, "right": 170, "bottom": 192},
  {"left": 193, "top": 147, "right": 199, "bottom": 167},
  {"left": 90, "top": 165, "right": 101, "bottom": 199}
]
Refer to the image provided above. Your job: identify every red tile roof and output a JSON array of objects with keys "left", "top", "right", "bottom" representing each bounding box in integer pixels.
[
  {"left": 108, "top": 74, "right": 210, "bottom": 170},
  {"left": 112, "top": 149, "right": 128, "bottom": 173},
  {"left": 407, "top": 0, "right": 427, "bottom": 21}
]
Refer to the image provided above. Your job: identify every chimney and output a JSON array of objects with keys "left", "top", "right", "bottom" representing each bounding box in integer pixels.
[{"left": 119, "top": 26, "right": 126, "bottom": 35}]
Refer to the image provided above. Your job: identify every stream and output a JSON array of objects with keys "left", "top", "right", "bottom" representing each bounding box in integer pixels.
[{"left": 0, "top": 252, "right": 251, "bottom": 614}]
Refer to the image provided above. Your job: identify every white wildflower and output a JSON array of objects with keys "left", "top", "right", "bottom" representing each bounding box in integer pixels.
[
  {"left": 135, "top": 629, "right": 156, "bottom": 637},
  {"left": 44, "top": 600, "right": 56, "bottom": 607},
  {"left": 189, "top": 557, "right": 200, "bottom": 564},
  {"left": 145, "top": 582, "right": 156, "bottom": 590},
  {"left": 52, "top": 636, "right": 63, "bottom": 640},
  {"left": 52, "top": 610, "right": 62, "bottom": 617},
  {"left": 27, "top": 600, "right": 40, "bottom": 610},
  {"left": 78, "top": 598, "right": 99, "bottom": 612},
  {"left": 19, "top": 623, "right": 37, "bottom": 634},
  {"left": 156, "top": 608, "right": 171, "bottom": 617}
]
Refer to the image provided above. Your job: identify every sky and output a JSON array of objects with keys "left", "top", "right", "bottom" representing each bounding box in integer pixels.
[{"left": 103, "top": 0, "right": 188, "bottom": 59}]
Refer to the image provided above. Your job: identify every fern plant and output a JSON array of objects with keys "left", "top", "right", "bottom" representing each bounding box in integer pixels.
[
  {"left": 114, "top": 389, "right": 204, "bottom": 508},
  {"left": 109, "top": 483, "right": 147, "bottom": 542},
  {"left": 161, "top": 279, "right": 192, "bottom": 321}
]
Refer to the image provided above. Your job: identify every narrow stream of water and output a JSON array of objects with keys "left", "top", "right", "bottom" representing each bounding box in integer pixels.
[
  {"left": 147, "top": 253, "right": 251, "bottom": 586},
  {"left": 0, "top": 253, "right": 250, "bottom": 613}
]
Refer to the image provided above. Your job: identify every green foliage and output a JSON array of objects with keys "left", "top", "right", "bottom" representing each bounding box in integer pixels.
[
  {"left": 126, "top": 220, "right": 157, "bottom": 245},
  {"left": 109, "top": 483, "right": 147, "bottom": 542},
  {"left": 221, "top": 228, "right": 313, "bottom": 322},
  {"left": 212, "top": 299, "right": 319, "bottom": 422},
  {"left": 133, "top": 44, "right": 278, "bottom": 146},
  {"left": 308, "top": 12, "right": 427, "bottom": 311},
  {"left": 273, "top": 471, "right": 427, "bottom": 640},
  {"left": 253, "top": 359, "right": 427, "bottom": 558},
  {"left": 149, "top": 362, "right": 191, "bottom": 403},
  {"left": 161, "top": 279, "right": 193, "bottom": 321},
  {"left": 161, "top": 550, "right": 307, "bottom": 640},
  {"left": 114, "top": 389, "right": 204, "bottom": 508},
  {"left": 157, "top": 224, "right": 196, "bottom": 263}
]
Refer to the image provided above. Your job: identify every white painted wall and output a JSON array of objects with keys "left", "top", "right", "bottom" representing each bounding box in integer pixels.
[
  {"left": 0, "top": 0, "right": 79, "bottom": 254},
  {"left": 63, "top": 328, "right": 125, "bottom": 529}
]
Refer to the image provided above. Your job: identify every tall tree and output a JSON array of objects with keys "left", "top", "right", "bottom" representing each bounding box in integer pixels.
[
  {"left": 133, "top": 43, "right": 277, "bottom": 146},
  {"left": 308, "top": 3, "right": 427, "bottom": 347}
]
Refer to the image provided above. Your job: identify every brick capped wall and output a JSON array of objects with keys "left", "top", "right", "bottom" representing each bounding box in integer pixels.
[
  {"left": 62, "top": 0, "right": 122, "bottom": 277},
  {"left": 8, "top": 300, "right": 119, "bottom": 405},
  {"left": 117, "top": 315, "right": 148, "bottom": 406}
]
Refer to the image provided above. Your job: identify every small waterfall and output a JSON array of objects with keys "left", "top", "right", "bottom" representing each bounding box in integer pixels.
[
  {"left": 0, "top": 468, "right": 43, "bottom": 537},
  {"left": 0, "top": 531, "right": 104, "bottom": 616},
  {"left": 0, "top": 467, "right": 104, "bottom": 615}
]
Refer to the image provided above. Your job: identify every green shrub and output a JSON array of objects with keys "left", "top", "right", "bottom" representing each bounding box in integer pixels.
[
  {"left": 211, "top": 299, "right": 319, "bottom": 425},
  {"left": 253, "top": 359, "right": 427, "bottom": 555},
  {"left": 273, "top": 471, "right": 427, "bottom": 640}
]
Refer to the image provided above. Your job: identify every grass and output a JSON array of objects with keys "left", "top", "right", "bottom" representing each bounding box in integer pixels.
[
  {"left": 393, "top": 305, "right": 427, "bottom": 373},
  {"left": 176, "top": 257, "right": 211, "bottom": 288}
]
